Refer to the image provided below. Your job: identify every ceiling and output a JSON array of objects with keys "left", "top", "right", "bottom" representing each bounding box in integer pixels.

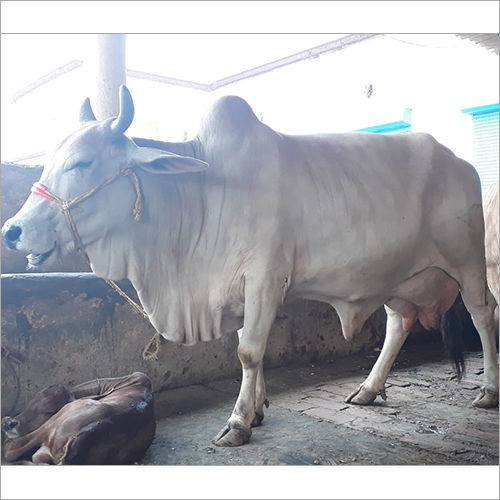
[
  {"left": 4, "top": 34, "right": 375, "bottom": 102},
  {"left": 5, "top": 33, "right": 497, "bottom": 103},
  {"left": 1, "top": 33, "right": 497, "bottom": 164}
]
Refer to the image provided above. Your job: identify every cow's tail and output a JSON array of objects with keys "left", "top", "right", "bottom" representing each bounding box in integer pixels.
[{"left": 440, "top": 304, "right": 466, "bottom": 380}]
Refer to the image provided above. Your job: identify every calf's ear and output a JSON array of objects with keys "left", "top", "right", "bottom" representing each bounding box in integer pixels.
[{"left": 132, "top": 146, "right": 209, "bottom": 174}]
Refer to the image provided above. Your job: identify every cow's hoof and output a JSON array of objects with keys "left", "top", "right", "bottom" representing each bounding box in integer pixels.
[
  {"left": 251, "top": 412, "right": 264, "bottom": 427},
  {"left": 472, "top": 387, "right": 499, "bottom": 408},
  {"left": 212, "top": 423, "right": 251, "bottom": 447},
  {"left": 345, "top": 385, "right": 378, "bottom": 405}
]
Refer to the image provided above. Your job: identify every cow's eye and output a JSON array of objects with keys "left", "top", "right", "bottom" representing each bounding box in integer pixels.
[
  {"left": 74, "top": 160, "right": 93, "bottom": 169},
  {"left": 65, "top": 160, "right": 93, "bottom": 171}
]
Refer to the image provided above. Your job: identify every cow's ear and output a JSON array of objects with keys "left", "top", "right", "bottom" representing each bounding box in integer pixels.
[
  {"left": 132, "top": 146, "right": 209, "bottom": 174},
  {"left": 80, "top": 98, "right": 97, "bottom": 123}
]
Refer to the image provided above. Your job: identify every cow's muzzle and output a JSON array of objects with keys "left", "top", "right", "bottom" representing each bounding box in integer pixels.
[{"left": 2, "top": 222, "right": 22, "bottom": 249}]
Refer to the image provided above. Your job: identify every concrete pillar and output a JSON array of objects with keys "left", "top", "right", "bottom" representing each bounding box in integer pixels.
[{"left": 87, "top": 34, "right": 126, "bottom": 120}]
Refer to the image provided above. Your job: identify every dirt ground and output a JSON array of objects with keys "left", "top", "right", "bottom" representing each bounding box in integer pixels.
[{"left": 143, "top": 335, "right": 498, "bottom": 466}]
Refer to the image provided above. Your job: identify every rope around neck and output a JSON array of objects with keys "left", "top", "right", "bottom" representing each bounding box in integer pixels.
[
  {"left": 104, "top": 278, "right": 161, "bottom": 360},
  {"left": 31, "top": 170, "right": 161, "bottom": 360}
]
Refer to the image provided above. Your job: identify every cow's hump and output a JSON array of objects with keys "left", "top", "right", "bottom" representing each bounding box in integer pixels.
[{"left": 200, "top": 95, "right": 260, "bottom": 138}]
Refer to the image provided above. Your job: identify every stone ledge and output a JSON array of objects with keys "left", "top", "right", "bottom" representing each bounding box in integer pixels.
[{"left": 1, "top": 272, "right": 384, "bottom": 416}]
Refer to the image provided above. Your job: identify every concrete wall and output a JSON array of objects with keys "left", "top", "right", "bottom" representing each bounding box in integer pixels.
[
  {"left": 1, "top": 273, "right": 385, "bottom": 416},
  {"left": 1, "top": 162, "right": 385, "bottom": 416}
]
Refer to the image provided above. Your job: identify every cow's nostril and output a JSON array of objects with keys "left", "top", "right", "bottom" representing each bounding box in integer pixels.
[{"left": 3, "top": 225, "right": 22, "bottom": 246}]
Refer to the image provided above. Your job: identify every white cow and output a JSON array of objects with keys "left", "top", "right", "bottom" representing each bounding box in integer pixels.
[
  {"left": 484, "top": 181, "right": 499, "bottom": 306},
  {"left": 2, "top": 86, "right": 498, "bottom": 447}
]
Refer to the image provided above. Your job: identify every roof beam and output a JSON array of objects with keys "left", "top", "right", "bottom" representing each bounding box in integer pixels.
[
  {"left": 208, "top": 34, "right": 378, "bottom": 91},
  {"left": 126, "top": 69, "right": 209, "bottom": 91},
  {"left": 10, "top": 34, "right": 378, "bottom": 101},
  {"left": 10, "top": 60, "right": 83, "bottom": 103},
  {"left": 128, "top": 34, "right": 378, "bottom": 92}
]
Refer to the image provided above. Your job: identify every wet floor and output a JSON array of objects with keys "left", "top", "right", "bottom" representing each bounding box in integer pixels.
[{"left": 142, "top": 339, "right": 499, "bottom": 466}]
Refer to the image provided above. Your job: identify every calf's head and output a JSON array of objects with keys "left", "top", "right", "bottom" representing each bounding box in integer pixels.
[
  {"left": 1, "top": 384, "right": 74, "bottom": 440},
  {"left": 2, "top": 85, "right": 208, "bottom": 269}
]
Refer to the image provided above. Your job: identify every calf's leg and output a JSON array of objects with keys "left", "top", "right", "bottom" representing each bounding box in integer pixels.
[{"left": 31, "top": 445, "right": 54, "bottom": 464}]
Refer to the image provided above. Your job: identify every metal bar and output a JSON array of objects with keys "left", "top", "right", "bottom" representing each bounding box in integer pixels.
[
  {"left": 209, "top": 34, "right": 379, "bottom": 90},
  {"left": 8, "top": 151, "right": 46, "bottom": 163},
  {"left": 126, "top": 34, "right": 378, "bottom": 92},
  {"left": 126, "top": 69, "right": 210, "bottom": 91},
  {"left": 10, "top": 60, "right": 83, "bottom": 103}
]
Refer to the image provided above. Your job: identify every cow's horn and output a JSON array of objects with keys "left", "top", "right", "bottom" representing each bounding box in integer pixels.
[
  {"left": 79, "top": 98, "right": 96, "bottom": 123},
  {"left": 110, "top": 85, "right": 134, "bottom": 135}
]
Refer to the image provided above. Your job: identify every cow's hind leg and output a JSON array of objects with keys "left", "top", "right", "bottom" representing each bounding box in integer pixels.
[
  {"left": 212, "top": 277, "right": 281, "bottom": 447},
  {"left": 346, "top": 305, "right": 408, "bottom": 404},
  {"left": 460, "top": 279, "right": 498, "bottom": 408}
]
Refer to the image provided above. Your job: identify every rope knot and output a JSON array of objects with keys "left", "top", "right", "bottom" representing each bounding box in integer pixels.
[
  {"left": 126, "top": 170, "right": 143, "bottom": 221},
  {"left": 142, "top": 333, "right": 161, "bottom": 361}
]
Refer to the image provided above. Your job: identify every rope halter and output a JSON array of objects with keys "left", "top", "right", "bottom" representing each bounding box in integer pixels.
[{"left": 30, "top": 168, "right": 161, "bottom": 360}]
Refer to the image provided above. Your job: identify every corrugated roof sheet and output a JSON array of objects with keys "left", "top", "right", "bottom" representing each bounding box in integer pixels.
[{"left": 457, "top": 34, "right": 499, "bottom": 54}]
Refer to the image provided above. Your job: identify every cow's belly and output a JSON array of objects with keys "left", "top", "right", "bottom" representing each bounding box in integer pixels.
[
  {"left": 386, "top": 267, "right": 460, "bottom": 331},
  {"left": 287, "top": 266, "right": 459, "bottom": 340},
  {"left": 289, "top": 247, "right": 427, "bottom": 304}
]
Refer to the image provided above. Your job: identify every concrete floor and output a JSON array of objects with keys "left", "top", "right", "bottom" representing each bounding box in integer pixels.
[{"left": 143, "top": 337, "right": 498, "bottom": 466}]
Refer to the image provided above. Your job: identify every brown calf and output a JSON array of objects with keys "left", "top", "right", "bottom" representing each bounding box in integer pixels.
[{"left": 1, "top": 372, "right": 156, "bottom": 465}]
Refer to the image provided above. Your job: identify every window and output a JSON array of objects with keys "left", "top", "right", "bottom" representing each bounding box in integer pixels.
[
  {"left": 462, "top": 103, "right": 499, "bottom": 194},
  {"left": 355, "top": 109, "right": 412, "bottom": 134}
]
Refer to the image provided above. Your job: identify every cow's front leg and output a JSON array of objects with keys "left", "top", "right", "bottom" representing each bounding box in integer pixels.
[
  {"left": 251, "top": 361, "right": 269, "bottom": 427},
  {"left": 235, "top": 329, "right": 269, "bottom": 427},
  {"left": 212, "top": 277, "right": 282, "bottom": 447},
  {"left": 346, "top": 305, "right": 408, "bottom": 405}
]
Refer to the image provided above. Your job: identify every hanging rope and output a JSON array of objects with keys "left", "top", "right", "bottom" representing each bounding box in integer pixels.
[
  {"left": 128, "top": 171, "right": 143, "bottom": 222},
  {"left": 1, "top": 347, "right": 23, "bottom": 415},
  {"left": 141, "top": 333, "right": 162, "bottom": 361}
]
